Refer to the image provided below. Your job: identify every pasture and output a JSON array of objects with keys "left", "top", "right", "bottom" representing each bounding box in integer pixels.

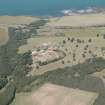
[{"left": 18, "top": 27, "right": 105, "bottom": 76}]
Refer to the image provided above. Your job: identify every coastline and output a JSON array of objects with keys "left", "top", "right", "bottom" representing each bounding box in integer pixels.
[
  {"left": 46, "top": 12, "right": 105, "bottom": 28},
  {"left": 0, "top": 16, "right": 39, "bottom": 27},
  {"left": 0, "top": 9, "right": 105, "bottom": 28},
  {"left": 61, "top": 7, "right": 105, "bottom": 16}
]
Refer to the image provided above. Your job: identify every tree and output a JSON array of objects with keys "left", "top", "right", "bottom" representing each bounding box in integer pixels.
[
  {"left": 61, "top": 60, "right": 65, "bottom": 64},
  {"left": 82, "top": 54, "right": 86, "bottom": 58},
  {"left": 97, "top": 34, "right": 99, "bottom": 37},
  {"left": 71, "top": 38, "right": 75, "bottom": 43},
  {"left": 88, "top": 38, "right": 92, "bottom": 43},
  {"left": 36, "top": 65, "right": 39, "bottom": 69},
  {"left": 68, "top": 37, "right": 70, "bottom": 41},
  {"left": 88, "top": 50, "right": 92, "bottom": 54},
  {"left": 0, "top": 78, "right": 8, "bottom": 89},
  {"left": 77, "top": 39, "right": 81, "bottom": 43},
  {"left": 76, "top": 45, "right": 79, "bottom": 48},
  {"left": 63, "top": 40, "right": 66, "bottom": 44},
  {"left": 103, "top": 34, "right": 105, "bottom": 39},
  {"left": 65, "top": 48, "right": 68, "bottom": 52}
]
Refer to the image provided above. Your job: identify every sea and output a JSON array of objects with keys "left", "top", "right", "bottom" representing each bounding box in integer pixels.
[{"left": 0, "top": 0, "right": 105, "bottom": 16}]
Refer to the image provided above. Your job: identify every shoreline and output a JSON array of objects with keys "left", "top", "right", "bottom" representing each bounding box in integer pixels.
[
  {"left": 46, "top": 12, "right": 105, "bottom": 28},
  {"left": 61, "top": 7, "right": 105, "bottom": 16},
  {"left": 0, "top": 7, "right": 105, "bottom": 17},
  {"left": 0, "top": 10, "right": 105, "bottom": 28}
]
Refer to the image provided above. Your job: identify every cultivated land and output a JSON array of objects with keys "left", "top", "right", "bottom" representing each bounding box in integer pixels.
[{"left": 11, "top": 83, "right": 98, "bottom": 105}]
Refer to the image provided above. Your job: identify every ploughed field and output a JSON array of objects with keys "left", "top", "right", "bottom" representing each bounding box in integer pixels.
[{"left": 11, "top": 83, "right": 98, "bottom": 105}]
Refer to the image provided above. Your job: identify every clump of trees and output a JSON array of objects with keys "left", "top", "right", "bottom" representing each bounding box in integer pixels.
[
  {"left": 0, "top": 27, "right": 33, "bottom": 76},
  {"left": 29, "top": 19, "right": 47, "bottom": 29},
  {"left": 0, "top": 82, "right": 16, "bottom": 105},
  {"left": 0, "top": 78, "right": 8, "bottom": 90},
  {"left": 0, "top": 19, "right": 47, "bottom": 93}
]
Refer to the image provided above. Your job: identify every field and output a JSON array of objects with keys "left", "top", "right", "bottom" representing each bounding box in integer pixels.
[
  {"left": 2, "top": 16, "right": 105, "bottom": 105},
  {"left": 19, "top": 27, "right": 105, "bottom": 76},
  {"left": 0, "top": 16, "right": 39, "bottom": 46},
  {"left": 47, "top": 13, "right": 105, "bottom": 27},
  {"left": 11, "top": 83, "right": 98, "bottom": 105},
  {"left": 0, "top": 16, "right": 39, "bottom": 26},
  {"left": 19, "top": 36, "right": 65, "bottom": 53},
  {"left": 0, "top": 27, "right": 9, "bottom": 46}
]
